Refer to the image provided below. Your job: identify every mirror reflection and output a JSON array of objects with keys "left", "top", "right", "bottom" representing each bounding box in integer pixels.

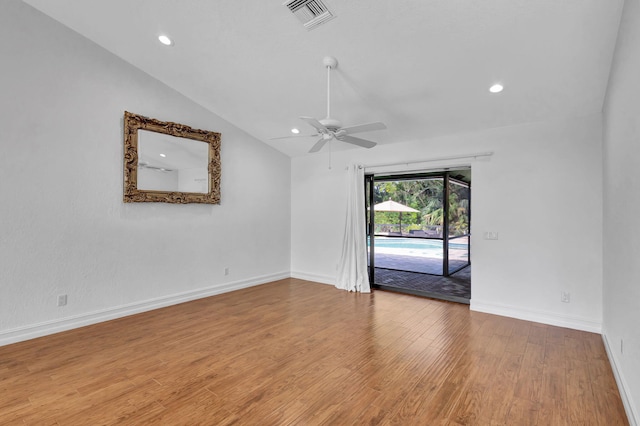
[
  {"left": 123, "top": 111, "right": 221, "bottom": 204},
  {"left": 137, "top": 130, "right": 209, "bottom": 194}
]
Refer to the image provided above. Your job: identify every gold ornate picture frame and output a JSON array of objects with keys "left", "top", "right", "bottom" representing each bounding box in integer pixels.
[{"left": 123, "top": 111, "right": 221, "bottom": 204}]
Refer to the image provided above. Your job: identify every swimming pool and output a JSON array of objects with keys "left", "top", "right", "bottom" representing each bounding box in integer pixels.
[
  {"left": 373, "top": 237, "right": 466, "bottom": 250},
  {"left": 370, "top": 236, "right": 469, "bottom": 260}
]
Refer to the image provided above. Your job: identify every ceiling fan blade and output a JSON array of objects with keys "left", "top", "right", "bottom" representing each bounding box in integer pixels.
[
  {"left": 300, "top": 116, "right": 328, "bottom": 132},
  {"left": 340, "top": 122, "right": 387, "bottom": 135},
  {"left": 309, "top": 137, "right": 330, "bottom": 153},
  {"left": 337, "top": 135, "right": 377, "bottom": 149},
  {"left": 268, "top": 134, "right": 318, "bottom": 140}
]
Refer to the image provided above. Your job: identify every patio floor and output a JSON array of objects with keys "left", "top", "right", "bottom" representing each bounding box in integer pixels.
[
  {"left": 372, "top": 253, "right": 471, "bottom": 303},
  {"left": 373, "top": 252, "right": 469, "bottom": 275}
]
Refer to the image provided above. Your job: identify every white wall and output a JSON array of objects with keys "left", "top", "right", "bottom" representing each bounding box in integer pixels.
[
  {"left": 0, "top": 0, "right": 291, "bottom": 344},
  {"left": 292, "top": 114, "right": 603, "bottom": 332},
  {"left": 603, "top": 0, "right": 640, "bottom": 423}
]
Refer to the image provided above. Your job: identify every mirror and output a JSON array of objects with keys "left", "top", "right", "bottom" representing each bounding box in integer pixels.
[
  {"left": 123, "top": 111, "right": 221, "bottom": 204},
  {"left": 137, "top": 130, "right": 209, "bottom": 194}
]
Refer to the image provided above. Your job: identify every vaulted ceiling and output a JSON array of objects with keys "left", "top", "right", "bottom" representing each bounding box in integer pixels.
[{"left": 22, "top": 0, "right": 624, "bottom": 157}]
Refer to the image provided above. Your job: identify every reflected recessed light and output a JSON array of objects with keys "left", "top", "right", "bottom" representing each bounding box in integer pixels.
[
  {"left": 159, "top": 153, "right": 166, "bottom": 157},
  {"left": 158, "top": 35, "right": 173, "bottom": 46},
  {"left": 489, "top": 83, "right": 504, "bottom": 93},
  {"left": 291, "top": 128, "right": 300, "bottom": 134}
]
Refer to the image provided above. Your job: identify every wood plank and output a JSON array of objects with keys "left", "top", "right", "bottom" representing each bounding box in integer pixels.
[{"left": 0, "top": 279, "right": 628, "bottom": 425}]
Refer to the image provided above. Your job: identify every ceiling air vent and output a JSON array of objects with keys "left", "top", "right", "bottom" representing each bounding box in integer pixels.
[{"left": 284, "top": 0, "right": 336, "bottom": 30}]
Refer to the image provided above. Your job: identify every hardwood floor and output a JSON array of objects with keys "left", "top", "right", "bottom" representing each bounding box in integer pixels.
[{"left": 0, "top": 278, "right": 628, "bottom": 425}]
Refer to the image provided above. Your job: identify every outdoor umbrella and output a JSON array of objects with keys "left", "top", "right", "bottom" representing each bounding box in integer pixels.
[{"left": 373, "top": 200, "right": 419, "bottom": 234}]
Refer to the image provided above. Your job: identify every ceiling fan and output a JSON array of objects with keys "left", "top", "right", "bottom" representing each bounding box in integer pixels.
[{"left": 270, "top": 56, "right": 387, "bottom": 153}]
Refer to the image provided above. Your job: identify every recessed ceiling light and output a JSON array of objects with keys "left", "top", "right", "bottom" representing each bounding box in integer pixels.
[
  {"left": 489, "top": 83, "right": 504, "bottom": 93},
  {"left": 291, "top": 128, "right": 300, "bottom": 134},
  {"left": 159, "top": 153, "right": 166, "bottom": 157},
  {"left": 158, "top": 35, "right": 173, "bottom": 46}
]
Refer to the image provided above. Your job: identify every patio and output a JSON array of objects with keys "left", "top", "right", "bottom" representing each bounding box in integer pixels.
[
  {"left": 374, "top": 266, "right": 471, "bottom": 304},
  {"left": 371, "top": 249, "right": 471, "bottom": 303},
  {"left": 374, "top": 251, "right": 469, "bottom": 275}
]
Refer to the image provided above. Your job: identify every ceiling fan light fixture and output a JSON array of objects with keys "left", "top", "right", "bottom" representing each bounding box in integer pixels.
[
  {"left": 271, "top": 56, "right": 386, "bottom": 153},
  {"left": 489, "top": 83, "right": 504, "bottom": 93}
]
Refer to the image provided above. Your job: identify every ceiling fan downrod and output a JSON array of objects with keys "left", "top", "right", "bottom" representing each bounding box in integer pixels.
[{"left": 322, "top": 56, "right": 339, "bottom": 128}]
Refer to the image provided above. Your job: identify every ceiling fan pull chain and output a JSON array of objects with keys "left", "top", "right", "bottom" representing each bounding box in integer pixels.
[{"left": 328, "top": 140, "right": 332, "bottom": 169}]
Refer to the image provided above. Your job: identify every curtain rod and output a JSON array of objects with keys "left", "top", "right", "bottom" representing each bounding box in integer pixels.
[{"left": 360, "top": 151, "right": 493, "bottom": 170}]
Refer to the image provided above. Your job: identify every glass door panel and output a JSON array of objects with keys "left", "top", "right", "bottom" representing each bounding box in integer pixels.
[
  {"left": 371, "top": 176, "right": 444, "bottom": 276},
  {"left": 447, "top": 178, "right": 470, "bottom": 274}
]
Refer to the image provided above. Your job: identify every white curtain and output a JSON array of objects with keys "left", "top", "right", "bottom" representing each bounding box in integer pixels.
[{"left": 336, "top": 163, "right": 371, "bottom": 293}]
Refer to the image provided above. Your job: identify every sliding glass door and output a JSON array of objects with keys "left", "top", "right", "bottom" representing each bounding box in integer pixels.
[{"left": 366, "top": 171, "right": 471, "bottom": 284}]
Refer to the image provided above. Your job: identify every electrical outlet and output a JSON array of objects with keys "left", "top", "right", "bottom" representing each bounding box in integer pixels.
[
  {"left": 224, "top": 267, "right": 229, "bottom": 276},
  {"left": 561, "top": 291, "right": 570, "bottom": 303},
  {"left": 57, "top": 294, "right": 67, "bottom": 307},
  {"left": 484, "top": 231, "right": 499, "bottom": 240}
]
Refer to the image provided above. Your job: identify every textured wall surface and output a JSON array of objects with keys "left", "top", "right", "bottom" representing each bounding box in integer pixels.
[
  {"left": 603, "top": 0, "right": 640, "bottom": 423},
  {"left": 0, "top": 0, "right": 291, "bottom": 337}
]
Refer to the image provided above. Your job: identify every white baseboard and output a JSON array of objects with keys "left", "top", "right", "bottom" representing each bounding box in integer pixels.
[
  {"left": 602, "top": 333, "right": 639, "bottom": 426},
  {"left": 470, "top": 300, "right": 602, "bottom": 333},
  {"left": 0, "top": 271, "right": 289, "bottom": 347},
  {"left": 290, "top": 271, "right": 335, "bottom": 286}
]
